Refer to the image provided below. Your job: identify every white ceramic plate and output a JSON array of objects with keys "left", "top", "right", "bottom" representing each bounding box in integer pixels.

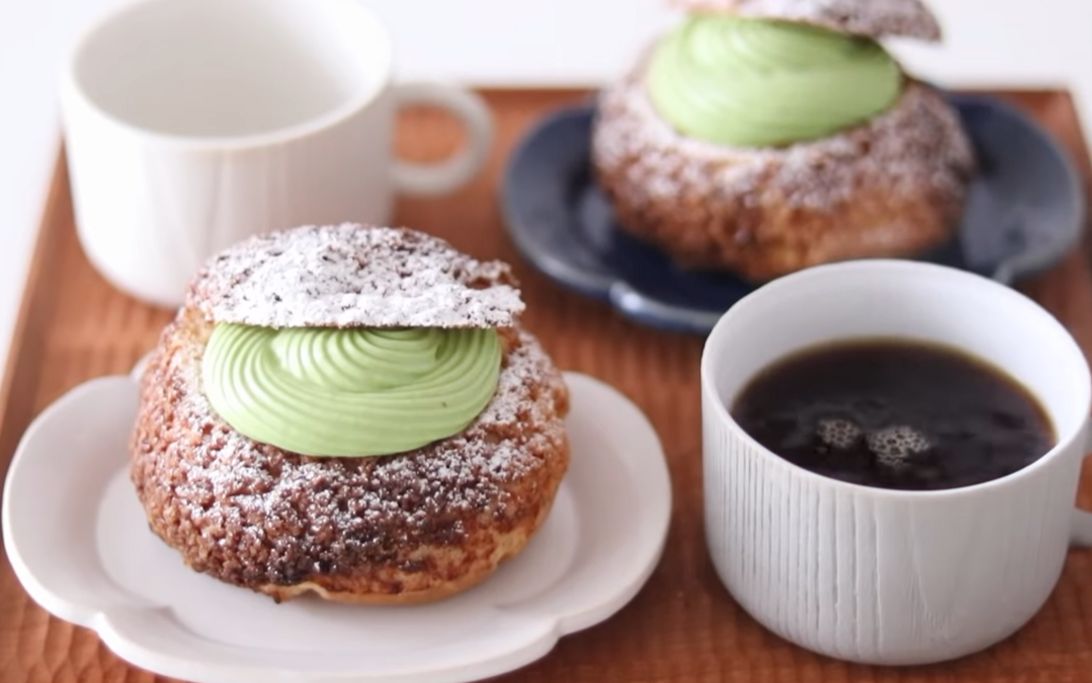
[{"left": 3, "top": 371, "right": 670, "bottom": 683}]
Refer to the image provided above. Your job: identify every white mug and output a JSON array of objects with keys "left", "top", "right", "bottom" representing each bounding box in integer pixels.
[
  {"left": 701, "top": 260, "right": 1092, "bottom": 665},
  {"left": 61, "top": 0, "right": 492, "bottom": 306}
]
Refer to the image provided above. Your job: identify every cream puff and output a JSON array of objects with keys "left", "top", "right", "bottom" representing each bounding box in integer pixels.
[
  {"left": 130, "top": 224, "right": 570, "bottom": 603},
  {"left": 592, "top": 0, "right": 975, "bottom": 281}
]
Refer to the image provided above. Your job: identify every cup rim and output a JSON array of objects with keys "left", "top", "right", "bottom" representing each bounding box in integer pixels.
[
  {"left": 700, "top": 259, "right": 1091, "bottom": 499},
  {"left": 60, "top": 0, "right": 393, "bottom": 150}
]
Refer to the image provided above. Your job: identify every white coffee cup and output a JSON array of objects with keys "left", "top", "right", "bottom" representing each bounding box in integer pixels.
[
  {"left": 61, "top": 0, "right": 492, "bottom": 306},
  {"left": 701, "top": 260, "right": 1092, "bottom": 665}
]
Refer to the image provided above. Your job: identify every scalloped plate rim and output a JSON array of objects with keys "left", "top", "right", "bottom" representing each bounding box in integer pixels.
[{"left": 2, "top": 371, "right": 671, "bottom": 683}]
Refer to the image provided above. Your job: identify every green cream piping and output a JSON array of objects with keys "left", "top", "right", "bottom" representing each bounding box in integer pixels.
[
  {"left": 647, "top": 16, "right": 902, "bottom": 147},
  {"left": 202, "top": 324, "right": 501, "bottom": 457}
]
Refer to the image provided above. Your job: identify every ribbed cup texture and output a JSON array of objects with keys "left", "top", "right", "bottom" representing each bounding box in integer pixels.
[{"left": 703, "top": 383, "right": 1082, "bottom": 665}]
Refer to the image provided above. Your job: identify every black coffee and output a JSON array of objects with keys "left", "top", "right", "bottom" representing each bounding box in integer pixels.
[{"left": 731, "top": 339, "right": 1055, "bottom": 490}]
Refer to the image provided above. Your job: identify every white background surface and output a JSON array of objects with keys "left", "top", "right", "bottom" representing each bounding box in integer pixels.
[{"left": 1, "top": 0, "right": 1090, "bottom": 369}]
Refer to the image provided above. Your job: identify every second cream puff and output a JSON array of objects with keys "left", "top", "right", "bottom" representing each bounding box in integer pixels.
[{"left": 592, "top": 0, "right": 975, "bottom": 281}]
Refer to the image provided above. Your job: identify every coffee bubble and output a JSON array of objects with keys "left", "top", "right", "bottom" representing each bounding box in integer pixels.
[
  {"left": 866, "top": 425, "right": 931, "bottom": 468},
  {"left": 817, "top": 418, "right": 862, "bottom": 449}
]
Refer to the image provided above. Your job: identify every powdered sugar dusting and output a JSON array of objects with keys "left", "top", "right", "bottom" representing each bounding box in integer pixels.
[
  {"left": 672, "top": 0, "right": 942, "bottom": 41},
  {"left": 131, "top": 315, "right": 569, "bottom": 585},
  {"left": 188, "top": 224, "right": 525, "bottom": 329},
  {"left": 594, "top": 67, "right": 973, "bottom": 213},
  {"left": 591, "top": 56, "right": 974, "bottom": 279}
]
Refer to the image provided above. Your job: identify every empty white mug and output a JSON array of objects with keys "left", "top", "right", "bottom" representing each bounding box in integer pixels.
[
  {"left": 702, "top": 260, "right": 1092, "bottom": 665},
  {"left": 62, "top": 0, "right": 493, "bottom": 306}
]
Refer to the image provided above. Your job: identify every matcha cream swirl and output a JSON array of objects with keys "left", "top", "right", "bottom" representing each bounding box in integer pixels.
[
  {"left": 202, "top": 324, "right": 502, "bottom": 457},
  {"left": 647, "top": 16, "right": 902, "bottom": 147}
]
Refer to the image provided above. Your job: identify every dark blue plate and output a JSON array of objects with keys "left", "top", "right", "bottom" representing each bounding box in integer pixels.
[{"left": 501, "top": 95, "right": 1085, "bottom": 334}]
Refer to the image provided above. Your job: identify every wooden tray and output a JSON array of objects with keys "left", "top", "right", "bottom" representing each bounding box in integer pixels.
[{"left": 2, "top": 90, "right": 1091, "bottom": 683}]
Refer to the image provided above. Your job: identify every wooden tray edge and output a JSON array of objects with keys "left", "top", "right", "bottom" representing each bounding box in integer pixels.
[{"left": 0, "top": 145, "right": 70, "bottom": 472}]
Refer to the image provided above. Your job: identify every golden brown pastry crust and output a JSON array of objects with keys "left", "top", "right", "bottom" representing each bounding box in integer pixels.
[
  {"left": 130, "top": 309, "right": 570, "bottom": 604},
  {"left": 591, "top": 72, "right": 975, "bottom": 281},
  {"left": 188, "top": 224, "right": 526, "bottom": 330}
]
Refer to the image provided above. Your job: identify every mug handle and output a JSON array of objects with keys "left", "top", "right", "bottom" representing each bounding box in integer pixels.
[
  {"left": 391, "top": 82, "right": 493, "bottom": 196},
  {"left": 1071, "top": 421, "right": 1092, "bottom": 545}
]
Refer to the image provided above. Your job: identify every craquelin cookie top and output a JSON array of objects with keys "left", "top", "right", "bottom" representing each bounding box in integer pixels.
[
  {"left": 671, "top": 0, "right": 942, "bottom": 41},
  {"left": 187, "top": 224, "right": 525, "bottom": 329},
  {"left": 131, "top": 309, "right": 570, "bottom": 590}
]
